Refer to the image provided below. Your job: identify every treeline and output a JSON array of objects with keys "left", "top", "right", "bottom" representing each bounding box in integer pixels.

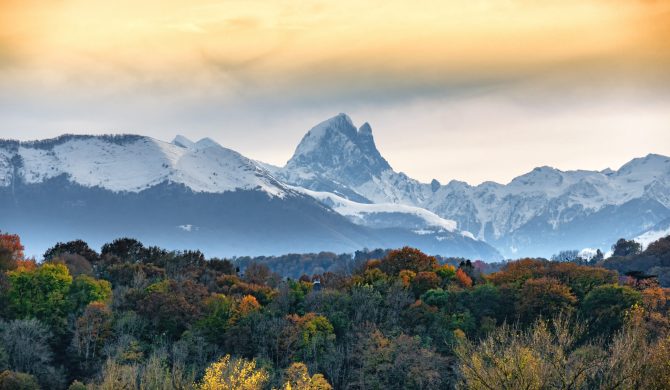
[
  {"left": 548, "top": 238, "right": 670, "bottom": 288},
  {"left": 602, "top": 237, "right": 670, "bottom": 287},
  {"left": 0, "top": 233, "right": 669, "bottom": 389},
  {"left": 233, "top": 249, "right": 504, "bottom": 280}
]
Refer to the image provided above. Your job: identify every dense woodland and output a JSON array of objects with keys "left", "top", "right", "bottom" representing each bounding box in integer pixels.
[{"left": 1, "top": 232, "right": 670, "bottom": 389}]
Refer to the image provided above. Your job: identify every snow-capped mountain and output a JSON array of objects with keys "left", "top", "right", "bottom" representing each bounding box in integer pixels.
[
  {"left": 278, "top": 114, "right": 670, "bottom": 257},
  {"left": 2, "top": 134, "right": 287, "bottom": 196},
  {"left": 4, "top": 114, "right": 665, "bottom": 260},
  {"left": 424, "top": 155, "right": 670, "bottom": 256},
  {"left": 279, "top": 114, "right": 428, "bottom": 204},
  {"left": 0, "top": 134, "right": 500, "bottom": 260}
]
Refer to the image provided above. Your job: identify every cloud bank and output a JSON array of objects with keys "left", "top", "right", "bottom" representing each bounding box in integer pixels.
[{"left": 1, "top": 0, "right": 669, "bottom": 184}]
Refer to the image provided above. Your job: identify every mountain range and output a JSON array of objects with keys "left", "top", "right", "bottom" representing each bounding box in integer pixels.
[
  {"left": 0, "top": 131, "right": 498, "bottom": 260},
  {"left": 1, "top": 114, "right": 668, "bottom": 260},
  {"left": 276, "top": 114, "right": 670, "bottom": 257}
]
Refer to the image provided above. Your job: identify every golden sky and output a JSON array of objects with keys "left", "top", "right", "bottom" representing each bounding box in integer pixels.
[{"left": 1, "top": 0, "right": 670, "bottom": 183}]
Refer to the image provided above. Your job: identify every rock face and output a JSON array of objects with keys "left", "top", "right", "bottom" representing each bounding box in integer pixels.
[
  {"left": 0, "top": 133, "right": 501, "bottom": 260},
  {"left": 278, "top": 114, "right": 670, "bottom": 257},
  {"left": 279, "top": 114, "right": 428, "bottom": 205}
]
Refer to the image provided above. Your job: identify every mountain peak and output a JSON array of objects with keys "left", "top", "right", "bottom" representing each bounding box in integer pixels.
[
  {"left": 358, "top": 122, "right": 372, "bottom": 135},
  {"left": 509, "top": 165, "right": 563, "bottom": 188},
  {"left": 282, "top": 114, "right": 392, "bottom": 189},
  {"left": 291, "top": 114, "right": 356, "bottom": 157},
  {"left": 288, "top": 114, "right": 389, "bottom": 166},
  {"left": 172, "top": 135, "right": 195, "bottom": 148},
  {"left": 193, "top": 137, "right": 221, "bottom": 150},
  {"left": 617, "top": 153, "right": 670, "bottom": 176}
]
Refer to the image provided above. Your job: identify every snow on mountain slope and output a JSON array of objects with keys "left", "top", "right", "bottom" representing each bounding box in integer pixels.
[
  {"left": 279, "top": 114, "right": 670, "bottom": 257},
  {"left": 294, "top": 186, "right": 459, "bottom": 233},
  {"left": 635, "top": 227, "right": 670, "bottom": 249},
  {"left": 1, "top": 133, "right": 503, "bottom": 260},
  {"left": 1, "top": 135, "right": 288, "bottom": 197},
  {"left": 172, "top": 135, "right": 195, "bottom": 148},
  {"left": 0, "top": 147, "right": 13, "bottom": 187},
  {"left": 287, "top": 185, "right": 499, "bottom": 259},
  {"left": 425, "top": 154, "right": 670, "bottom": 241},
  {"left": 635, "top": 217, "right": 670, "bottom": 249},
  {"left": 3, "top": 115, "right": 668, "bottom": 259}
]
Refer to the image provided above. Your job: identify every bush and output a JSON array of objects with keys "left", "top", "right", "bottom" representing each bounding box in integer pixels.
[{"left": 0, "top": 370, "right": 40, "bottom": 390}]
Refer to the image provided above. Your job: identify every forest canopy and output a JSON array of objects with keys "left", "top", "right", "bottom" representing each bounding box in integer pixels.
[{"left": 1, "top": 232, "right": 670, "bottom": 389}]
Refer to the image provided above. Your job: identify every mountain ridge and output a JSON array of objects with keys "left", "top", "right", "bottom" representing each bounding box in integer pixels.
[
  {"left": 275, "top": 114, "right": 670, "bottom": 257},
  {"left": 2, "top": 115, "right": 668, "bottom": 258},
  {"left": 0, "top": 130, "right": 500, "bottom": 260}
]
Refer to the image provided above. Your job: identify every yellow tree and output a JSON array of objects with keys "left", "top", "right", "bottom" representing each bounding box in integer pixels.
[
  {"left": 282, "top": 363, "right": 332, "bottom": 390},
  {"left": 197, "top": 355, "right": 268, "bottom": 390}
]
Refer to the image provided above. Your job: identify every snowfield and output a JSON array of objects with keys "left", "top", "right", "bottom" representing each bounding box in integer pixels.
[
  {"left": 293, "top": 186, "right": 458, "bottom": 232},
  {"left": 2, "top": 135, "right": 288, "bottom": 197},
  {"left": 635, "top": 226, "right": 670, "bottom": 250}
]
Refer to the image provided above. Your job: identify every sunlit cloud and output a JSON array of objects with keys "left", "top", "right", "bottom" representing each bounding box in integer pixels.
[{"left": 0, "top": 0, "right": 669, "bottom": 183}]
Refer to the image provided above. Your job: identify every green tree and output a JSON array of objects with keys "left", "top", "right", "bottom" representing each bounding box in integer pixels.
[
  {"left": 197, "top": 294, "right": 235, "bottom": 344},
  {"left": 44, "top": 239, "right": 99, "bottom": 264},
  {"left": 581, "top": 284, "right": 642, "bottom": 337},
  {"left": 6, "top": 263, "right": 72, "bottom": 326},
  {"left": 517, "top": 277, "right": 577, "bottom": 324},
  {"left": 612, "top": 238, "right": 642, "bottom": 257},
  {"left": 287, "top": 313, "right": 336, "bottom": 371},
  {"left": 101, "top": 238, "right": 145, "bottom": 263},
  {"left": 68, "top": 275, "right": 112, "bottom": 313}
]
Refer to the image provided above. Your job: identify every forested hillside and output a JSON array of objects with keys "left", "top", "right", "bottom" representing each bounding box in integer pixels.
[{"left": 1, "top": 233, "right": 670, "bottom": 389}]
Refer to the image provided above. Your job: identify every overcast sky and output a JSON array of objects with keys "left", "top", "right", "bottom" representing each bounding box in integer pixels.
[{"left": 1, "top": 0, "right": 669, "bottom": 184}]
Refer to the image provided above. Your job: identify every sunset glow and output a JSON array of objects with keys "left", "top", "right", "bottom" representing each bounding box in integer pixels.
[{"left": 2, "top": 0, "right": 669, "bottom": 183}]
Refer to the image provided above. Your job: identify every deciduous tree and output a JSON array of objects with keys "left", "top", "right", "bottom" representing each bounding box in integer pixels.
[{"left": 196, "top": 355, "right": 268, "bottom": 390}]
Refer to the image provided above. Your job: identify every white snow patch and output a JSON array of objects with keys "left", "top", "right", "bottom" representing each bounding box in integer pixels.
[
  {"left": 295, "top": 186, "right": 457, "bottom": 231},
  {"left": 578, "top": 248, "right": 598, "bottom": 260},
  {"left": 635, "top": 227, "right": 670, "bottom": 249},
  {"left": 461, "top": 231, "right": 477, "bottom": 240},
  {"left": 0, "top": 149, "right": 12, "bottom": 187},
  {"left": 413, "top": 229, "right": 433, "bottom": 235}
]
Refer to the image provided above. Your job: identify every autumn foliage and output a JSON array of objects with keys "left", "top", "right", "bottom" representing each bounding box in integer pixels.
[
  {"left": 0, "top": 232, "right": 24, "bottom": 271},
  {"left": 1, "top": 232, "right": 670, "bottom": 389},
  {"left": 454, "top": 268, "right": 473, "bottom": 288},
  {"left": 197, "top": 355, "right": 268, "bottom": 390}
]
